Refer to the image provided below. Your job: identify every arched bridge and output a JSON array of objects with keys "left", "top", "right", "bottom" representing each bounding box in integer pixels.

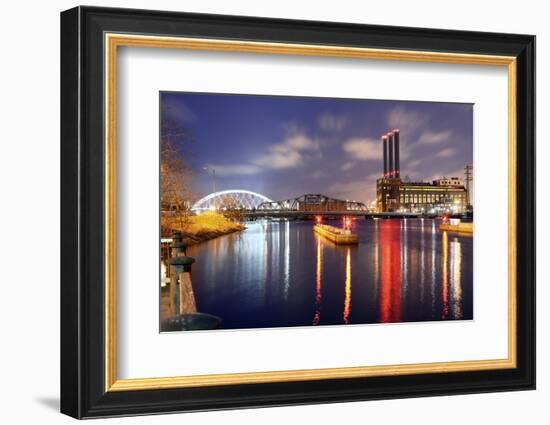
[{"left": 191, "top": 190, "right": 272, "bottom": 212}]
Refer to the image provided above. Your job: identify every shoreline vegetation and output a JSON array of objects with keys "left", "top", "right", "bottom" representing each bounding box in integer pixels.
[{"left": 162, "top": 211, "right": 245, "bottom": 245}]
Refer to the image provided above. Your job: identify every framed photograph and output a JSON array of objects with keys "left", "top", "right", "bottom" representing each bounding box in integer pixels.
[{"left": 60, "top": 6, "right": 535, "bottom": 419}]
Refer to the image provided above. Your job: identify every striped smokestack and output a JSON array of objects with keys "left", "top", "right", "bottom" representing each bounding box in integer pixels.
[
  {"left": 382, "top": 135, "right": 388, "bottom": 176},
  {"left": 393, "top": 129, "right": 400, "bottom": 178},
  {"left": 387, "top": 132, "right": 394, "bottom": 177}
]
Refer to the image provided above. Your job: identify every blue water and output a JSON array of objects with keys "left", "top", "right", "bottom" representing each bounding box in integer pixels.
[{"left": 182, "top": 218, "right": 473, "bottom": 330}]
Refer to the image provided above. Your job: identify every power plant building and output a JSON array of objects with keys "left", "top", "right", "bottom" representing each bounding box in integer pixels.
[{"left": 376, "top": 129, "right": 469, "bottom": 213}]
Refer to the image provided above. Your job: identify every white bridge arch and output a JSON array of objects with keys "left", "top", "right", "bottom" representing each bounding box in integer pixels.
[{"left": 191, "top": 190, "right": 273, "bottom": 212}]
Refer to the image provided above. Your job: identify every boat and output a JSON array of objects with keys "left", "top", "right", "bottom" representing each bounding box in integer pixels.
[
  {"left": 313, "top": 223, "right": 358, "bottom": 244},
  {"left": 439, "top": 217, "right": 474, "bottom": 235}
]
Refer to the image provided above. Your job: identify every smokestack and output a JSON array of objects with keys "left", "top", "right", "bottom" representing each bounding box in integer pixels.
[
  {"left": 393, "top": 129, "right": 400, "bottom": 178},
  {"left": 387, "top": 132, "right": 394, "bottom": 178},
  {"left": 382, "top": 135, "right": 388, "bottom": 176}
]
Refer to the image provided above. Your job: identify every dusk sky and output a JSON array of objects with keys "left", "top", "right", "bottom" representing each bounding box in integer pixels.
[{"left": 161, "top": 92, "right": 473, "bottom": 205}]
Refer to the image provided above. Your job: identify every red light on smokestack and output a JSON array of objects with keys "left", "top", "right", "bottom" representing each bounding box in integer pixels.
[{"left": 388, "top": 131, "right": 394, "bottom": 178}]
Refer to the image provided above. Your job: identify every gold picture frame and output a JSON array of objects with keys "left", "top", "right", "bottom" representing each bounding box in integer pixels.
[
  {"left": 104, "top": 33, "right": 517, "bottom": 392},
  {"left": 61, "top": 6, "right": 534, "bottom": 418}
]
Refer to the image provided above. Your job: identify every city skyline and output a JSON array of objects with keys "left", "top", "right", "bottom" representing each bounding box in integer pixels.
[{"left": 161, "top": 92, "right": 473, "bottom": 204}]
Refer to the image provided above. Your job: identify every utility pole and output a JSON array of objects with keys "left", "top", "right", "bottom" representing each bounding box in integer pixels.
[
  {"left": 464, "top": 165, "right": 473, "bottom": 210},
  {"left": 211, "top": 168, "right": 216, "bottom": 210},
  {"left": 212, "top": 168, "right": 216, "bottom": 195}
]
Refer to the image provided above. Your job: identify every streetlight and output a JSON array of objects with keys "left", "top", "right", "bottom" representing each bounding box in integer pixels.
[{"left": 203, "top": 166, "right": 216, "bottom": 210}]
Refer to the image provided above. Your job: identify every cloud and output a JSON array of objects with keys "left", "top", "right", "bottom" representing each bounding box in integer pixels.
[
  {"left": 417, "top": 130, "right": 453, "bottom": 146},
  {"left": 386, "top": 107, "right": 457, "bottom": 161},
  {"left": 270, "top": 134, "right": 319, "bottom": 153},
  {"left": 211, "top": 131, "right": 320, "bottom": 175},
  {"left": 406, "top": 159, "right": 422, "bottom": 168},
  {"left": 436, "top": 148, "right": 456, "bottom": 158},
  {"left": 252, "top": 133, "right": 319, "bottom": 169},
  {"left": 162, "top": 97, "right": 197, "bottom": 124},
  {"left": 340, "top": 161, "right": 356, "bottom": 172},
  {"left": 208, "top": 164, "right": 261, "bottom": 176},
  {"left": 311, "top": 170, "right": 328, "bottom": 179},
  {"left": 254, "top": 150, "right": 303, "bottom": 169},
  {"left": 387, "top": 106, "right": 428, "bottom": 137},
  {"left": 318, "top": 113, "right": 348, "bottom": 132},
  {"left": 343, "top": 137, "right": 382, "bottom": 161},
  {"left": 327, "top": 173, "right": 380, "bottom": 204}
]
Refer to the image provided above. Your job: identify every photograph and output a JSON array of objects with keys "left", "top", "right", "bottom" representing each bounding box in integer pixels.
[
  {"left": 57, "top": 4, "right": 536, "bottom": 419},
  {"left": 159, "top": 92, "right": 474, "bottom": 332}
]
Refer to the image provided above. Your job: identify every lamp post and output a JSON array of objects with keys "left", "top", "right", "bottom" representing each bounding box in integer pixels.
[{"left": 202, "top": 166, "right": 217, "bottom": 210}]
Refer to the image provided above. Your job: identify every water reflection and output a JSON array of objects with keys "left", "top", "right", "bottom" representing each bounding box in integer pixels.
[
  {"left": 431, "top": 221, "right": 437, "bottom": 315},
  {"left": 343, "top": 247, "right": 352, "bottom": 324},
  {"left": 420, "top": 218, "right": 425, "bottom": 303},
  {"left": 373, "top": 220, "right": 379, "bottom": 301},
  {"left": 450, "top": 237, "right": 463, "bottom": 319},
  {"left": 175, "top": 218, "right": 472, "bottom": 330},
  {"left": 401, "top": 219, "right": 409, "bottom": 300},
  {"left": 312, "top": 235, "right": 323, "bottom": 325},
  {"left": 379, "top": 220, "right": 402, "bottom": 323},
  {"left": 442, "top": 231, "right": 449, "bottom": 319}
]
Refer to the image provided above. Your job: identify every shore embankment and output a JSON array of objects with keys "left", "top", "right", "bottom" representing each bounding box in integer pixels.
[{"left": 162, "top": 212, "right": 245, "bottom": 245}]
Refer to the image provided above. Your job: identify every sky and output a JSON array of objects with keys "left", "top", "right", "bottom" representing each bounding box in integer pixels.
[{"left": 160, "top": 92, "right": 473, "bottom": 205}]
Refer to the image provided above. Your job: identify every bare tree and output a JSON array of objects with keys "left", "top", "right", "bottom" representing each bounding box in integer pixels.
[
  {"left": 160, "top": 110, "right": 194, "bottom": 235},
  {"left": 217, "top": 195, "right": 245, "bottom": 222}
]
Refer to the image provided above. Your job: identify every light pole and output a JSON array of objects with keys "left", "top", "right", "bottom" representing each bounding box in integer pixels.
[{"left": 203, "top": 167, "right": 217, "bottom": 210}]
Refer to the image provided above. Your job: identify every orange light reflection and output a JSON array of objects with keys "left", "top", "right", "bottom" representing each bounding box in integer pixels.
[
  {"left": 442, "top": 231, "right": 449, "bottom": 319},
  {"left": 313, "top": 235, "right": 323, "bottom": 325},
  {"left": 343, "top": 247, "right": 351, "bottom": 324}
]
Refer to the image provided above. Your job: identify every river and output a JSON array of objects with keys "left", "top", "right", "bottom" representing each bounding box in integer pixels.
[{"left": 182, "top": 218, "right": 473, "bottom": 330}]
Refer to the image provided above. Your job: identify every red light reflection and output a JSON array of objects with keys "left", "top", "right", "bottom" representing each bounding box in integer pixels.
[{"left": 379, "top": 220, "right": 402, "bottom": 323}]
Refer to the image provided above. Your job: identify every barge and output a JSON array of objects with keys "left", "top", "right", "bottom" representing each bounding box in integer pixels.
[
  {"left": 313, "top": 224, "right": 358, "bottom": 244},
  {"left": 439, "top": 221, "right": 474, "bottom": 235}
]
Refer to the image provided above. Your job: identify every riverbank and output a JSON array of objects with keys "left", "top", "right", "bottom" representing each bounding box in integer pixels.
[{"left": 163, "top": 212, "right": 245, "bottom": 245}]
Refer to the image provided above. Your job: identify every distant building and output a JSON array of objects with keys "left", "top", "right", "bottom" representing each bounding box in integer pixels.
[
  {"left": 434, "top": 177, "right": 464, "bottom": 187},
  {"left": 375, "top": 129, "right": 469, "bottom": 213},
  {"left": 376, "top": 178, "right": 467, "bottom": 213}
]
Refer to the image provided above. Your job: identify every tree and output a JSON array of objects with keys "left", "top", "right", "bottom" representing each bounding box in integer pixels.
[
  {"left": 217, "top": 195, "right": 245, "bottom": 222},
  {"left": 160, "top": 109, "right": 194, "bottom": 235}
]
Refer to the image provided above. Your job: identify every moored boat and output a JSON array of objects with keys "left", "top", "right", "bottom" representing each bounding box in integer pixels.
[{"left": 313, "top": 223, "right": 358, "bottom": 244}]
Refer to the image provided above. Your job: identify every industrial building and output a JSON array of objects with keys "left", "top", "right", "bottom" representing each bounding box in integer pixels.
[{"left": 376, "top": 129, "right": 469, "bottom": 213}]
